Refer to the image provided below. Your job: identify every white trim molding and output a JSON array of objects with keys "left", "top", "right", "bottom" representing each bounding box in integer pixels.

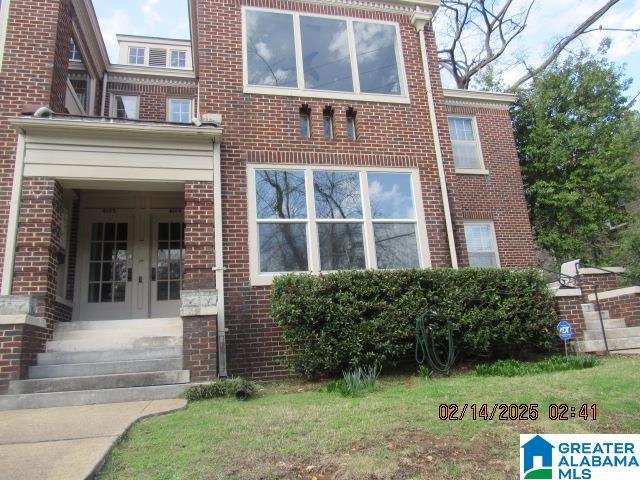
[
  {"left": 0, "top": 0, "right": 12, "bottom": 73},
  {"left": 579, "top": 267, "right": 626, "bottom": 275},
  {"left": 443, "top": 89, "right": 517, "bottom": 110},
  {"left": 554, "top": 288, "right": 583, "bottom": 298},
  {"left": 587, "top": 286, "right": 640, "bottom": 302},
  {"left": 0, "top": 315, "right": 47, "bottom": 329}
]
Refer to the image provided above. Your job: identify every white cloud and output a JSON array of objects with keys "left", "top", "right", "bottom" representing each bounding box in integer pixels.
[
  {"left": 141, "top": 0, "right": 162, "bottom": 26},
  {"left": 98, "top": 9, "right": 137, "bottom": 62}
]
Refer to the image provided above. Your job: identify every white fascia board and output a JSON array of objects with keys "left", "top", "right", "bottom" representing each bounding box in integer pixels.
[
  {"left": 72, "top": 0, "right": 110, "bottom": 73},
  {"left": 382, "top": 0, "right": 440, "bottom": 8},
  {"left": 9, "top": 117, "right": 222, "bottom": 140},
  {"left": 116, "top": 35, "right": 191, "bottom": 47},
  {"left": 107, "top": 64, "right": 196, "bottom": 79},
  {"left": 578, "top": 267, "right": 626, "bottom": 275},
  {"left": 443, "top": 89, "right": 518, "bottom": 105}
]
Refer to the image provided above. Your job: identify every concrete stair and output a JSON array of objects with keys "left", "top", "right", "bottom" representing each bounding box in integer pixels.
[
  {"left": 576, "top": 305, "right": 640, "bottom": 353},
  {"left": 0, "top": 318, "right": 190, "bottom": 411}
]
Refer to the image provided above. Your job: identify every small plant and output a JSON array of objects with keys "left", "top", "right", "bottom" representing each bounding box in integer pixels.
[
  {"left": 418, "top": 365, "right": 432, "bottom": 380},
  {"left": 184, "top": 377, "right": 261, "bottom": 402},
  {"left": 326, "top": 364, "right": 381, "bottom": 397},
  {"left": 476, "top": 355, "right": 600, "bottom": 377}
]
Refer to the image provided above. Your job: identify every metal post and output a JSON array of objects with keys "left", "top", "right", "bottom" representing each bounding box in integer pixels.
[{"left": 594, "top": 285, "right": 609, "bottom": 356}]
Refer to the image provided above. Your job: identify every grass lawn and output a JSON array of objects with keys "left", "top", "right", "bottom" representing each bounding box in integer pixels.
[{"left": 99, "top": 356, "right": 640, "bottom": 480}]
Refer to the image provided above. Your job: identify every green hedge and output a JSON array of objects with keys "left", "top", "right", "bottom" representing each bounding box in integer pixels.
[{"left": 271, "top": 269, "right": 558, "bottom": 378}]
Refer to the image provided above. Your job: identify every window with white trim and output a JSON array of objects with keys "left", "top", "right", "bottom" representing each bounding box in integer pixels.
[
  {"left": 249, "top": 166, "right": 428, "bottom": 283},
  {"left": 243, "top": 8, "right": 407, "bottom": 100},
  {"left": 171, "top": 50, "right": 187, "bottom": 68},
  {"left": 128, "top": 47, "right": 146, "bottom": 65},
  {"left": 112, "top": 95, "right": 139, "bottom": 119},
  {"left": 448, "top": 116, "right": 484, "bottom": 171},
  {"left": 464, "top": 222, "right": 499, "bottom": 268},
  {"left": 168, "top": 98, "right": 192, "bottom": 123},
  {"left": 69, "top": 38, "right": 82, "bottom": 61}
]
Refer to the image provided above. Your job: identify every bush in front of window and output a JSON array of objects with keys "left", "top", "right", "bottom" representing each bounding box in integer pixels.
[{"left": 271, "top": 268, "right": 558, "bottom": 379}]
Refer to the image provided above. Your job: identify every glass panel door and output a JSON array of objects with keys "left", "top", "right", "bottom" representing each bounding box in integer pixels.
[{"left": 151, "top": 217, "right": 184, "bottom": 318}]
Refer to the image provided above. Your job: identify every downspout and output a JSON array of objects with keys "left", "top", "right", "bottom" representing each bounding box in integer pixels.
[
  {"left": 1, "top": 132, "right": 26, "bottom": 295},
  {"left": 213, "top": 139, "right": 227, "bottom": 377},
  {"left": 411, "top": 10, "right": 458, "bottom": 269},
  {"left": 101, "top": 71, "right": 108, "bottom": 117}
]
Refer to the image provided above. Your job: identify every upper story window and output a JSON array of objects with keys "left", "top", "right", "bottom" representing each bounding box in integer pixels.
[
  {"left": 323, "top": 106, "right": 334, "bottom": 139},
  {"left": 171, "top": 50, "right": 187, "bottom": 68},
  {"left": 299, "top": 104, "right": 311, "bottom": 139},
  {"left": 448, "top": 116, "right": 486, "bottom": 173},
  {"left": 346, "top": 107, "right": 357, "bottom": 140},
  {"left": 128, "top": 47, "right": 146, "bottom": 65},
  {"left": 464, "top": 221, "right": 500, "bottom": 268},
  {"left": 243, "top": 8, "right": 408, "bottom": 103},
  {"left": 168, "top": 98, "right": 192, "bottom": 123},
  {"left": 112, "top": 95, "right": 139, "bottom": 119},
  {"left": 248, "top": 165, "right": 429, "bottom": 285},
  {"left": 69, "top": 39, "right": 82, "bottom": 62}
]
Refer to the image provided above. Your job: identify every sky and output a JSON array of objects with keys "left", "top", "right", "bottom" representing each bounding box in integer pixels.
[{"left": 92, "top": 0, "right": 640, "bottom": 103}]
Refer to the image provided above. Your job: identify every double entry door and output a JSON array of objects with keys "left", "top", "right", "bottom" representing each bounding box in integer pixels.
[{"left": 75, "top": 211, "right": 185, "bottom": 321}]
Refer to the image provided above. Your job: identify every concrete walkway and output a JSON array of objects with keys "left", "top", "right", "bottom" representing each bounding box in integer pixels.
[{"left": 0, "top": 399, "right": 187, "bottom": 480}]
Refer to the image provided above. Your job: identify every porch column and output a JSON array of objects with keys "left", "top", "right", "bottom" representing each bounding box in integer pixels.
[
  {"left": 0, "top": 177, "right": 70, "bottom": 390},
  {"left": 181, "top": 181, "right": 218, "bottom": 381}
]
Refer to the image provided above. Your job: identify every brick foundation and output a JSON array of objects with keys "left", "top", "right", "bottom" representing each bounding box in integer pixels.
[
  {"left": 0, "top": 323, "right": 49, "bottom": 393},
  {"left": 595, "top": 292, "right": 640, "bottom": 328},
  {"left": 578, "top": 273, "right": 622, "bottom": 296},
  {"left": 554, "top": 294, "right": 587, "bottom": 340},
  {"left": 182, "top": 316, "right": 218, "bottom": 382}
]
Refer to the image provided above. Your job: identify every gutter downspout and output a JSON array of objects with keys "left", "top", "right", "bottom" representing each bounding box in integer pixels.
[
  {"left": 213, "top": 139, "right": 227, "bottom": 377},
  {"left": 412, "top": 10, "right": 458, "bottom": 269},
  {"left": 1, "top": 132, "right": 26, "bottom": 295},
  {"left": 101, "top": 71, "right": 108, "bottom": 117}
]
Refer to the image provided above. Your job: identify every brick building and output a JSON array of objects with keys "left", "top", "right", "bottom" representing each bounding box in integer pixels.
[{"left": 0, "top": 0, "right": 536, "bottom": 406}]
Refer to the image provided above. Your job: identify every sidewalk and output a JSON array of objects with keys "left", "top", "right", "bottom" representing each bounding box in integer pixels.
[{"left": 0, "top": 399, "right": 187, "bottom": 480}]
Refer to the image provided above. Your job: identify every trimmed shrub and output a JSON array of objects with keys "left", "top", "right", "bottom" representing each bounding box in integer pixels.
[
  {"left": 184, "top": 378, "right": 261, "bottom": 402},
  {"left": 475, "top": 355, "right": 599, "bottom": 377},
  {"left": 271, "top": 269, "right": 558, "bottom": 378}
]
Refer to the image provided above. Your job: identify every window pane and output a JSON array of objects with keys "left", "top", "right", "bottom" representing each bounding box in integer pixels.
[
  {"left": 313, "top": 171, "right": 362, "bottom": 219},
  {"left": 259, "top": 223, "right": 308, "bottom": 272},
  {"left": 171, "top": 50, "right": 186, "bottom": 68},
  {"left": 448, "top": 117, "right": 475, "bottom": 141},
  {"left": 246, "top": 10, "right": 298, "bottom": 87},
  {"left": 464, "top": 223, "right": 498, "bottom": 268},
  {"left": 169, "top": 99, "right": 191, "bottom": 123},
  {"left": 468, "top": 252, "right": 498, "bottom": 268},
  {"left": 367, "top": 172, "right": 415, "bottom": 219},
  {"left": 115, "top": 96, "right": 138, "bottom": 119},
  {"left": 256, "top": 170, "right": 307, "bottom": 219},
  {"left": 318, "top": 223, "right": 365, "bottom": 271},
  {"left": 354, "top": 22, "right": 401, "bottom": 95},
  {"left": 373, "top": 223, "right": 420, "bottom": 269},
  {"left": 452, "top": 143, "right": 481, "bottom": 169},
  {"left": 300, "top": 16, "right": 353, "bottom": 92}
]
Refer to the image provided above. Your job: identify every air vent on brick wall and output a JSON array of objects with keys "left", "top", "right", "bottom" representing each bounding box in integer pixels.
[{"left": 149, "top": 48, "right": 167, "bottom": 67}]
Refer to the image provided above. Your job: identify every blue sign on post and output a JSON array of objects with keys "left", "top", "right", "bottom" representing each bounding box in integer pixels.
[{"left": 557, "top": 321, "right": 573, "bottom": 341}]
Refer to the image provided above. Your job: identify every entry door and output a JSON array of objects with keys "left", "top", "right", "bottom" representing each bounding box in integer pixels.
[
  {"left": 150, "top": 216, "right": 185, "bottom": 318},
  {"left": 78, "top": 216, "right": 135, "bottom": 321}
]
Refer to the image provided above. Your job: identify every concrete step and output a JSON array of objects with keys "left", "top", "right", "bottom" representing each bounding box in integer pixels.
[
  {"left": 583, "top": 311, "right": 610, "bottom": 322},
  {"left": 46, "top": 335, "right": 182, "bottom": 353},
  {"left": 8, "top": 370, "right": 190, "bottom": 394},
  {"left": 37, "top": 346, "right": 182, "bottom": 365},
  {"left": 0, "top": 383, "right": 191, "bottom": 411},
  {"left": 53, "top": 326, "right": 182, "bottom": 341},
  {"left": 55, "top": 318, "right": 181, "bottom": 331},
  {"left": 585, "top": 318, "right": 627, "bottom": 330},
  {"left": 578, "top": 336, "right": 640, "bottom": 353},
  {"left": 28, "top": 357, "right": 183, "bottom": 379},
  {"left": 584, "top": 326, "right": 640, "bottom": 341}
]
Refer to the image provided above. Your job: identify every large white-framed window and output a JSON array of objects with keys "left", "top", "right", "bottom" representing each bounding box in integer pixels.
[
  {"left": 247, "top": 164, "right": 431, "bottom": 285},
  {"left": 111, "top": 94, "right": 140, "bottom": 119},
  {"left": 242, "top": 7, "right": 410, "bottom": 104},
  {"left": 171, "top": 50, "right": 187, "bottom": 68},
  {"left": 463, "top": 221, "right": 500, "bottom": 268},
  {"left": 448, "top": 116, "right": 487, "bottom": 174},
  {"left": 128, "top": 47, "right": 146, "bottom": 65},
  {"left": 167, "top": 98, "right": 193, "bottom": 123}
]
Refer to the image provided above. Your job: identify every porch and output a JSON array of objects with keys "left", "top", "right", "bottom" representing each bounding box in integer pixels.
[{"left": 0, "top": 115, "right": 224, "bottom": 406}]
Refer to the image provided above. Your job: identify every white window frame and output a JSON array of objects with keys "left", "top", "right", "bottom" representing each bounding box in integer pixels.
[
  {"left": 448, "top": 115, "right": 488, "bottom": 175},
  {"left": 167, "top": 98, "right": 193, "bottom": 123},
  {"left": 128, "top": 46, "right": 146, "bottom": 66},
  {"left": 170, "top": 49, "right": 187, "bottom": 69},
  {"left": 110, "top": 94, "right": 140, "bottom": 119},
  {"left": 463, "top": 220, "right": 500, "bottom": 268},
  {"left": 69, "top": 38, "right": 82, "bottom": 62},
  {"left": 241, "top": 6, "right": 410, "bottom": 105},
  {"left": 247, "top": 164, "right": 431, "bottom": 286}
]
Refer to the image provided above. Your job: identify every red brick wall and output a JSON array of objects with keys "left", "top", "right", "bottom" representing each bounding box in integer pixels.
[
  {"left": 596, "top": 293, "right": 640, "bottom": 328},
  {"left": 0, "top": 324, "right": 50, "bottom": 393},
  {"left": 104, "top": 82, "right": 197, "bottom": 122},
  {"left": 183, "top": 316, "right": 218, "bottom": 381},
  {"left": 50, "top": 0, "right": 74, "bottom": 112},
  {"left": 183, "top": 181, "right": 216, "bottom": 290},
  {"left": 445, "top": 104, "right": 537, "bottom": 268},
  {"left": 578, "top": 273, "right": 622, "bottom": 296},
  {"left": 0, "top": 0, "right": 70, "bottom": 286},
  {"left": 555, "top": 295, "right": 586, "bottom": 340}
]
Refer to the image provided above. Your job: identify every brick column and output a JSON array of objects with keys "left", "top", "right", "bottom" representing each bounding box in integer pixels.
[
  {"left": 554, "top": 292, "right": 587, "bottom": 340},
  {"left": 578, "top": 273, "right": 622, "bottom": 296},
  {"left": 181, "top": 181, "right": 218, "bottom": 381}
]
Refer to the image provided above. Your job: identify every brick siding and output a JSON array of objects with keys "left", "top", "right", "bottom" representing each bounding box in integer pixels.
[
  {"left": 596, "top": 293, "right": 640, "bottom": 328},
  {"left": 104, "top": 82, "right": 197, "bottom": 122},
  {"left": 578, "top": 273, "right": 622, "bottom": 296},
  {"left": 182, "top": 316, "right": 218, "bottom": 381},
  {"left": 0, "top": 323, "right": 50, "bottom": 393}
]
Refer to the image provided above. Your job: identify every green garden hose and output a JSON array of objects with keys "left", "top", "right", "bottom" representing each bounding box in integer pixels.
[{"left": 415, "top": 307, "right": 456, "bottom": 375}]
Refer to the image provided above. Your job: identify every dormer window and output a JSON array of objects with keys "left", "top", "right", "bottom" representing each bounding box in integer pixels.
[
  {"left": 168, "top": 98, "right": 193, "bottom": 124},
  {"left": 323, "top": 107, "right": 334, "bottom": 140},
  {"left": 171, "top": 50, "right": 187, "bottom": 69},
  {"left": 299, "top": 105, "right": 311, "bottom": 139},
  {"left": 243, "top": 8, "right": 408, "bottom": 103},
  {"left": 69, "top": 39, "right": 82, "bottom": 62},
  {"left": 128, "top": 47, "right": 146, "bottom": 66}
]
